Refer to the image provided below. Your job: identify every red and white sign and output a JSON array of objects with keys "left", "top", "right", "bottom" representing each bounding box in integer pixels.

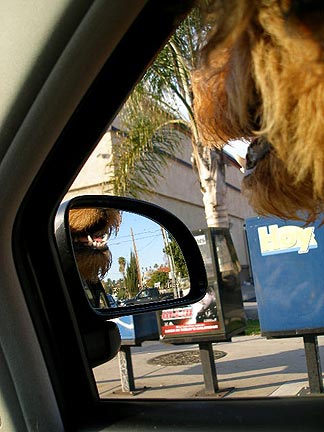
[
  {"left": 160, "top": 288, "right": 220, "bottom": 338},
  {"left": 161, "top": 320, "right": 219, "bottom": 336}
]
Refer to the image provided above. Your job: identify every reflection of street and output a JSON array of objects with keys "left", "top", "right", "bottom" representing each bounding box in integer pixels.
[{"left": 93, "top": 334, "right": 324, "bottom": 399}]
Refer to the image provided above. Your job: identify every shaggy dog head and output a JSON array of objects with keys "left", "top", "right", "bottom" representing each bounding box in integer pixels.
[
  {"left": 69, "top": 208, "right": 121, "bottom": 283},
  {"left": 193, "top": 0, "right": 324, "bottom": 223}
]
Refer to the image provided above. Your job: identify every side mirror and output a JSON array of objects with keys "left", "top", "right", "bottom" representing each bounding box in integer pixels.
[{"left": 55, "top": 195, "right": 207, "bottom": 319}]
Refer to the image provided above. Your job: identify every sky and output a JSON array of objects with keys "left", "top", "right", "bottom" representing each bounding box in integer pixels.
[{"left": 106, "top": 211, "right": 168, "bottom": 281}]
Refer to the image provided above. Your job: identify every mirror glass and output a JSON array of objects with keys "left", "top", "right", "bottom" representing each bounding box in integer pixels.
[{"left": 68, "top": 207, "right": 189, "bottom": 309}]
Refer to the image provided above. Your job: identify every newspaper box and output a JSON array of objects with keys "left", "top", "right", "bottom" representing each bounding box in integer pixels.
[
  {"left": 245, "top": 216, "right": 324, "bottom": 337},
  {"left": 159, "top": 228, "right": 246, "bottom": 344}
]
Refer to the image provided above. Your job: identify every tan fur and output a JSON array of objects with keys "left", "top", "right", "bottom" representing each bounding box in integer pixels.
[
  {"left": 193, "top": 0, "right": 324, "bottom": 222},
  {"left": 69, "top": 208, "right": 121, "bottom": 283}
]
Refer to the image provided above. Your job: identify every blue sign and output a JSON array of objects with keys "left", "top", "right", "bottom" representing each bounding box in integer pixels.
[
  {"left": 111, "top": 315, "right": 136, "bottom": 340},
  {"left": 111, "top": 312, "right": 159, "bottom": 345},
  {"left": 245, "top": 216, "right": 324, "bottom": 335}
]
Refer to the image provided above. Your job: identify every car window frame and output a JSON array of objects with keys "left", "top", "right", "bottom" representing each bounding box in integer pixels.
[{"left": 12, "top": 0, "right": 196, "bottom": 428}]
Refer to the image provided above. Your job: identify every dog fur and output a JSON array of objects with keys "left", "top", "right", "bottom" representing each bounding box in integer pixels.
[
  {"left": 69, "top": 207, "right": 121, "bottom": 283},
  {"left": 193, "top": 0, "right": 324, "bottom": 222}
]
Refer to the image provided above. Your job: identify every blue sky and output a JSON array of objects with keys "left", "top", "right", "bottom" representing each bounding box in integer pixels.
[{"left": 107, "top": 211, "right": 167, "bottom": 281}]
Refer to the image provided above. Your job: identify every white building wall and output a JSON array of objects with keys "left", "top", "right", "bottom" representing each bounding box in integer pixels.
[{"left": 65, "top": 130, "right": 114, "bottom": 200}]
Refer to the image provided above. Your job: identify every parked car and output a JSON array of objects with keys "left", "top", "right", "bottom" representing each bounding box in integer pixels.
[
  {"left": 1, "top": 1, "right": 324, "bottom": 431},
  {"left": 122, "top": 287, "right": 162, "bottom": 305},
  {"left": 121, "top": 287, "right": 175, "bottom": 305}
]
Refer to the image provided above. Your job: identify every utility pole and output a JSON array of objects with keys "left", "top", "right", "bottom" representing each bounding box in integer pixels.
[
  {"left": 161, "top": 227, "right": 178, "bottom": 298},
  {"left": 130, "top": 227, "right": 143, "bottom": 290}
]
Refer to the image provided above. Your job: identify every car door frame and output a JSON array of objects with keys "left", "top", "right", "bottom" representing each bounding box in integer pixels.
[{"left": 4, "top": 0, "right": 324, "bottom": 430}]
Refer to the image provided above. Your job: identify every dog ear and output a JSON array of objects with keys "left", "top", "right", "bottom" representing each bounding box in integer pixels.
[
  {"left": 192, "top": 0, "right": 258, "bottom": 147},
  {"left": 242, "top": 152, "right": 324, "bottom": 224},
  {"left": 194, "top": 0, "right": 324, "bottom": 219},
  {"left": 192, "top": 34, "right": 258, "bottom": 147}
]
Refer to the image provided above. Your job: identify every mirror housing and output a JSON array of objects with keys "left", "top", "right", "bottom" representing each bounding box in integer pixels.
[{"left": 55, "top": 195, "right": 207, "bottom": 319}]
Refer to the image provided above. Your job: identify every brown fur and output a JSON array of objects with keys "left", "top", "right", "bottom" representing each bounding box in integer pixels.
[
  {"left": 69, "top": 208, "right": 121, "bottom": 283},
  {"left": 193, "top": 0, "right": 324, "bottom": 222}
]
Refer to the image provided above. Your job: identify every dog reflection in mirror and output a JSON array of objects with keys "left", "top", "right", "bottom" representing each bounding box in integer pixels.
[
  {"left": 69, "top": 207, "right": 121, "bottom": 308},
  {"left": 193, "top": 0, "right": 324, "bottom": 223}
]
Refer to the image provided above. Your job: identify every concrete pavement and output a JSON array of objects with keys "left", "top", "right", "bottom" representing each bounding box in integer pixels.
[{"left": 94, "top": 317, "right": 324, "bottom": 400}]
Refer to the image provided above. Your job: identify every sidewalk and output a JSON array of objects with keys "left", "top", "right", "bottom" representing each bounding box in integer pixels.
[{"left": 94, "top": 332, "right": 324, "bottom": 399}]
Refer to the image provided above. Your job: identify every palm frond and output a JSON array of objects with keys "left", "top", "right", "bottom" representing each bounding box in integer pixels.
[{"left": 108, "top": 6, "right": 206, "bottom": 198}]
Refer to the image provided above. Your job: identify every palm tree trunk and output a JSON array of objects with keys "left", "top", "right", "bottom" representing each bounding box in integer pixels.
[{"left": 193, "top": 145, "right": 229, "bottom": 228}]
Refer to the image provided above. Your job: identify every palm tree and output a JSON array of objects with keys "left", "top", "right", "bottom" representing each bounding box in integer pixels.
[
  {"left": 108, "top": 8, "right": 229, "bottom": 227},
  {"left": 118, "top": 256, "right": 126, "bottom": 278},
  {"left": 118, "top": 256, "right": 127, "bottom": 298}
]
